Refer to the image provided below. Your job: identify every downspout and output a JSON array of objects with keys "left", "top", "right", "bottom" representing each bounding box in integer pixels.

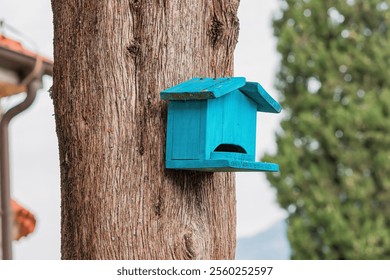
[{"left": 0, "top": 78, "right": 41, "bottom": 260}]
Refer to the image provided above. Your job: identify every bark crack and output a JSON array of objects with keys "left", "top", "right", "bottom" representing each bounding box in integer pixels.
[
  {"left": 184, "top": 232, "right": 196, "bottom": 260},
  {"left": 126, "top": 39, "right": 141, "bottom": 57},
  {"left": 209, "top": 15, "right": 224, "bottom": 49}
]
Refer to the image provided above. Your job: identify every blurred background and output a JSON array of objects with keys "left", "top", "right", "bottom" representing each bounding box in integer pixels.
[
  {"left": 263, "top": 0, "right": 390, "bottom": 260},
  {"left": 3, "top": 0, "right": 388, "bottom": 260}
]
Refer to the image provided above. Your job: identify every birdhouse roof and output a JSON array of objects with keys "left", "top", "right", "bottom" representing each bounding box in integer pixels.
[{"left": 161, "top": 77, "right": 281, "bottom": 113}]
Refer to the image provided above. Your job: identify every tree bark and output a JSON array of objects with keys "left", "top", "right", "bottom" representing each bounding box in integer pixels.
[{"left": 51, "top": 0, "right": 240, "bottom": 259}]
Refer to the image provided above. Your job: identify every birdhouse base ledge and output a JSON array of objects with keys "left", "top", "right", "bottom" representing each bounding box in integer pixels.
[{"left": 166, "top": 160, "right": 279, "bottom": 172}]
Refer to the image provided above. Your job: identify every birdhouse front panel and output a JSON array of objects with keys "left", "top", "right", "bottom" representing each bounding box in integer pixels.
[
  {"left": 161, "top": 77, "right": 282, "bottom": 172},
  {"left": 205, "top": 89, "right": 257, "bottom": 161}
]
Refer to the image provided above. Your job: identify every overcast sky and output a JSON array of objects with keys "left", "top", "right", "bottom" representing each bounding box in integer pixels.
[{"left": 0, "top": 0, "right": 285, "bottom": 259}]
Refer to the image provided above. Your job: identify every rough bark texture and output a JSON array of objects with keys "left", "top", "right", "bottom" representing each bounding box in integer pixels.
[{"left": 51, "top": 0, "right": 240, "bottom": 259}]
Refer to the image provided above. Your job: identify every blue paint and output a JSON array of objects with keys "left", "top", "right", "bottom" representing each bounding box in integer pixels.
[
  {"left": 161, "top": 77, "right": 246, "bottom": 100},
  {"left": 161, "top": 77, "right": 281, "bottom": 172}
]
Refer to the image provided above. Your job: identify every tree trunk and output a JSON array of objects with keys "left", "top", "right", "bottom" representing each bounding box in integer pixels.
[{"left": 51, "top": 0, "right": 240, "bottom": 259}]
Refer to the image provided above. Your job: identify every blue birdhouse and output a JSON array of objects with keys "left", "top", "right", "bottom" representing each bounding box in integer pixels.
[{"left": 160, "top": 77, "right": 281, "bottom": 172}]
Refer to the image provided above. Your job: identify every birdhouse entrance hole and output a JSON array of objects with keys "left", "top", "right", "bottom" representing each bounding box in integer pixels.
[{"left": 214, "top": 144, "right": 247, "bottom": 154}]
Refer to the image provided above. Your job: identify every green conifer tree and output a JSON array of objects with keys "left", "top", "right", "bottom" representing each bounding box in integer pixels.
[{"left": 264, "top": 0, "right": 390, "bottom": 259}]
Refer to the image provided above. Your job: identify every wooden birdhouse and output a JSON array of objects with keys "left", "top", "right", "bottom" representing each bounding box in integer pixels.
[{"left": 160, "top": 77, "right": 282, "bottom": 172}]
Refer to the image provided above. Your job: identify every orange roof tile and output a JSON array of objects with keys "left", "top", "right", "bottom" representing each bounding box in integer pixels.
[
  {"left": 0, "top": 34, "right": 53, "bottom": 97},
  {"left": 11, "top": 200, "right": 36, "bottom": 240},
  {"left": 0, "top": 34, "right": 39, "bottom": 59}
]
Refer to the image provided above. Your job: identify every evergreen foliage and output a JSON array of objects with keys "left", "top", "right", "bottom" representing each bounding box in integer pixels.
[{"left": 264, "top": 0, "right": 390, "bottom": 259}]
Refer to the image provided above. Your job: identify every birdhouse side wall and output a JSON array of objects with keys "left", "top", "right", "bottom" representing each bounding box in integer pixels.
[
  {"left": 166, "top": 100, "right": 206, "bottom": 161},
  {"left": 205, "top": 90, "right": 257, "bottom": 160}
]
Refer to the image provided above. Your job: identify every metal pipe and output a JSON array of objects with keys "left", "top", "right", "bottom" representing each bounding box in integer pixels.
[{"left": 0, "top": 78, "right": 40, "bottom": 260}]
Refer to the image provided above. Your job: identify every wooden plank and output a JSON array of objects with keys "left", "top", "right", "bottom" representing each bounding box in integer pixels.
[
  {"left": 221, "top": 89, "right": 256, "bottom": 157},
  {"left": 240, "top": 82, "right": 282, "bottom": 113},
  {"left": 170, "top": 101, "right": 203, "bottom": 160},
  {"left": 205, "top": 96, "right": 224, "bottom": 159},
  {"left": 210, "top": 151, "right": 253, "bottom": 161},
  {"left": 166, "top": 159, "right": 279, "bottom": 172},
  {"left": 160, "top": 77, "right": 246, "bottom": 100},
  {"left": 206, "top": 77, "right": 246, "bottom": 98}
]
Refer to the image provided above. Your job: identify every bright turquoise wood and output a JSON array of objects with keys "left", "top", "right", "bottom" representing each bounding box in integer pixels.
[
  {"left": 166, "top": 100, "right": 206, "bottom": 161},
  {"left": 221, "top": 90, "right": 256, "bottom": 157},
  {"left": 210, "top": 151, "right": 253, "bottom": 161},
  {"left": 205, "top": 89, "right": 256, "bottom": 161},
  {"left": 161, "top": 77, "right": 246, "bottom": 100},
  {"left": 171, "top": 101, "right": 202, "bottom": 159},
  {"left": 240, "top": 82, "right": 282, "bottom": 113},
  {"left": 162, "top": 77, "right": 282, "bottom": 172},
  {"left": 166, "top": 159, "right": 279, "bottom": 172}
]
